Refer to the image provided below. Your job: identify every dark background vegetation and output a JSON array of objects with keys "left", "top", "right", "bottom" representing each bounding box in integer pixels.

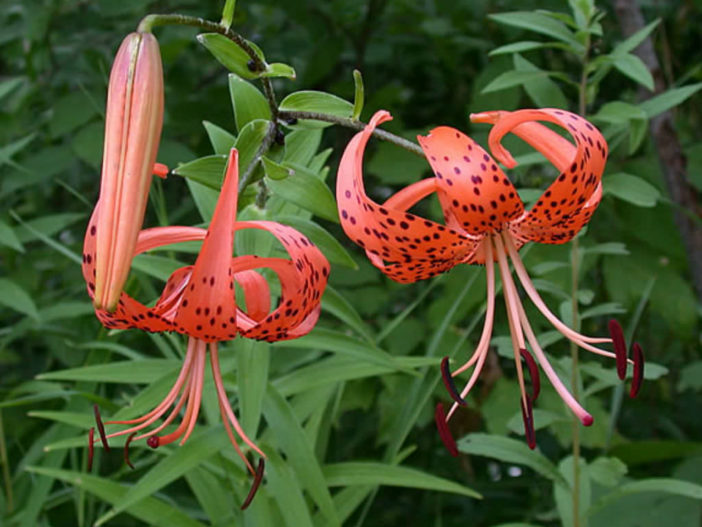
[{"left": 1, "top": 0, "right": 701, "bottom": 526}]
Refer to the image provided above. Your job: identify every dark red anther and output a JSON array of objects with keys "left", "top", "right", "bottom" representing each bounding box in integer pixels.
[
  {"left": 434, "top": 402, "right": 458, "bottom": 457},
  {"left": 87, "top": 427, "right": 95, "bottom": 472},
  {"left": 519, "top": 348, "right": 541, "bottom": 401},
  {"left": 440, "top": 356, "right": 467, "bottom": 406},
  {"left": 241, "top": 458, "right": 266, "bottom": 510},
  {"left": 520, "top": 397, "right": 536, "bottom": 450},
  {"left": 124, "top": 433, "right": 137, "bottom": 470},
  {"left": 146, "top": 436, "right": 160, "bottom": 449},
  {"left": 93, "top": 404, "right": 111, "bottom": 452},
  {"left": 608, "top": 319, "right": 627, "bottom": 380},
  {"left": 629, "top": 342, "right": 644, "bottom": 398}
]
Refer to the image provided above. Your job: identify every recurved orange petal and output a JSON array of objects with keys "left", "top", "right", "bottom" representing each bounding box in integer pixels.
[
  {"left": 232, "top": 220, "right": 329, "bottom": 341},
  {"left": 417, "top": 126, "right": 524, "bottom": 236},
  {"left": 472, "top": 109, "right": 607, "bottom": 244},
  {"left": 336, "top": 110, "right": 479, "bottom": 283}
]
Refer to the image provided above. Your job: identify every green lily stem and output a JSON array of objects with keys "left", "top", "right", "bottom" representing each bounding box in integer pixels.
[
  {"left": 240, "top": 121, "right": 278, "bottom": 194},
  {"left": 278, "top": 110, "right": 425, "bottom": 157},
  {"left": 571, "top": 24, "right": 592, "bottom": 527},
  {"left": 0, "top": 411, "right": 13, "bottom": 513}
]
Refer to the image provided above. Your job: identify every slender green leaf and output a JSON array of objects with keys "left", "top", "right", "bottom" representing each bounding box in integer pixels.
[
  {"left": 265, "top": 448, "right": 315, "bottom": 527},
  {"left": 458, "top": 433, "right": 568, "bottom": 488},
  {"left": 262, "top": 156, "right": 294, "bottom": 180},
  {"left": 197, "top": 33, "right": 265, "bottom": 80},
  {"left": 28, "top": 466, "right": 205, "bottom": 527},
  {"left": 37, "top": 359, "right": 181, "bottom": 383},
  {"left": 228, "top": 74, "right": 271, "bottom": 132},
  {"left": 482, "top": 70, "right": 553, "bottom": 93},
  {"left": 203, "top": 121, "right": 237, "bottom": 155},
  {"left": 262, "top": 62, "right": 296, "bottom": 79},
  {"left": 612, "top": 19, "right": 660, "bottom": 55},
  {"left": 0, "top": 278, "right": 39, "bottom": 319},
  {"left": 603, "top": 172, "right": 660, "bottom": 207},
  {"left": 639, "top": 82, "right": 702, "bottom": 118},
  {"left": 489, "top": 12, "right": 582, "bottom": 51},
  {"left": 266, "top": 171, "right": 338, "bottom": 222},
  {"left": 613, "top": 53, "right": 654, "bottom": 90},
  {"left": 489, "top": 41, "right": 558, "bottom": 56},
  {"left": 323, "top": 462, "right": 481, "bottom": 498},
  {"left": 95, "top": 428, "right": 232, "bottom": 525},
  {"left": 0, "top": 219, "right": 23, "bottom": 252},
  {"left": 264, "top": 385, "right": 341, "bottom": 527},
  {"left": 588, "top": 478, "right": 702, "bottom": 517},
  {"left": 280, "top": 91, "right": 353, "bottom": 128},
  {"left": 173, "top": 155, "right": 227, "bottom": 190}
]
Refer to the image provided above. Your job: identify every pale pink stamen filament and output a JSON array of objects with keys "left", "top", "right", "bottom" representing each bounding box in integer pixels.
[
  {"left": 447, "top": 239, "right": 495, "bottom": 420},
  {"left": 156, "top": 340, "right": 206, "bottom": 446},
  {"left": 502, "top": 233, "right": 611, "bottom": 347},
  {"left": 503, "top": 232, "right": 633, "bottom": 365},
  {"left": 210, "top": 343, "right": 266, "bottom": 463},
  {"left": 493, "top": 236, "right": 530, "bottom": 411},
  {"left": 102, "top": 338, "right": 198, "bottom": 440},
  {"left": 452, "top": 238, "right": 497, "bottom": 376},
  {"left": 516, "top": 297, "right": 592, "bottom": 425}
]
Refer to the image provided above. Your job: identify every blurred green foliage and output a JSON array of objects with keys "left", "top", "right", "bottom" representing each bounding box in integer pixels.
[{"left": 1, "top": 0, "right": 702, "bottom": 526}]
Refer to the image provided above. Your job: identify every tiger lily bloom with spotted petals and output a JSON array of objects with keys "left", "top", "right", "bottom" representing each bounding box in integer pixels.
[
  {"left": 336, "top": 108, "right": 644, "bottom": 452},
  {"left": 83, "top": 149, "right": 329, "bottom": 507},
  {"left": 95, "top": 31, "right": 166, "bottom": 312}
]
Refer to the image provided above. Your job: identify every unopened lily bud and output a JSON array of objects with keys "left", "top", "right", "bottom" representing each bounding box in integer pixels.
[{"left": 93, "top": 32, "right": 163, "bottom": 311}]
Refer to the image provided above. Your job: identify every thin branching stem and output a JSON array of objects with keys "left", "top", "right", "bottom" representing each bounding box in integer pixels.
[{"left": 279, "top": 110, "right": 424, "bottom": 156}]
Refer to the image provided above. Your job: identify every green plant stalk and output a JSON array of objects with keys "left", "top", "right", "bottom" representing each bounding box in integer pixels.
[
  {"left": 0, "top": 410, "right": 14, "bottom": 513},
  {"left": 571, "top": 24, "right": 593, "bottom": 527},
  {"left": 278, "top": 110, "right": 424, "bottom": 156}
]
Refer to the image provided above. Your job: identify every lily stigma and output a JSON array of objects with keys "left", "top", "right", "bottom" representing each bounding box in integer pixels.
[
  {"left": 336, "top": 108, "right": 644, "bottom": 452},
  {"left": 84, "top": 149, "right": 329, "bottom": 507}
]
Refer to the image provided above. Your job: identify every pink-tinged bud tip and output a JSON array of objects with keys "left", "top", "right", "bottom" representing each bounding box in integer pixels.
[{"left": 93, "top": 32, "right": 164, "bottom": 312}]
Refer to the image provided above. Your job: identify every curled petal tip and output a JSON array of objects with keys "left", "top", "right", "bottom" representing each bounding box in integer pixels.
[
  {"left": 440, "top": 356, "right": 467, "bottom": 406},
  {"left": 469, "top": 111, "right": 503, "bottom": 124},
  {"left": 368, "top": 109, "right": 393, "bottom": 128}
]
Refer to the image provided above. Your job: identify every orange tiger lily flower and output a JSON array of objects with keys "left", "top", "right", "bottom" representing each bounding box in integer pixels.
[
  {"left": 336, "top": 109, "right": 644, "bottom": 452},
  {"left": 94, "top": 32, "right": 164, "bottom": 313},
  {"left": 83, "top": 149, "right": 329, "bottom": 507}
]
